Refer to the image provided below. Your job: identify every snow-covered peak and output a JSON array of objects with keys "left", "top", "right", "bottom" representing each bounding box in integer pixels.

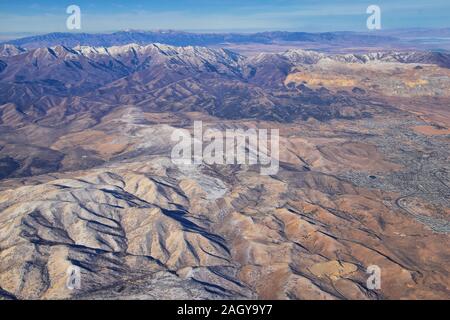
[{"left": 0, "top": 44, "right": 26, "bottom": 57}]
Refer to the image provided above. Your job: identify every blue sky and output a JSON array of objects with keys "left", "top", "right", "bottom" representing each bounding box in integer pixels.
[{"left": 0, "top": 0, "right": 449, "bottom": 33}]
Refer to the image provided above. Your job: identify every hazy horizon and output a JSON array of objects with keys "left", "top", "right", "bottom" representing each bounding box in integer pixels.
[
  {"left": 1, "top": 27, "right": 450, "bottom": 41},
  {"left": 1, "top": 0, "right": 449, "bottom": 34}
]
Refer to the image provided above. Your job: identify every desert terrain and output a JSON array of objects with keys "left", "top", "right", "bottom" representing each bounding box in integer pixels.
[{"left": 0, "top": 41, "right": 449, "bottom": 300}]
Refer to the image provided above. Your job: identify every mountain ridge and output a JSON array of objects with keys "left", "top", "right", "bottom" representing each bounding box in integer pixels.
[
  {"left": 0, "top": 36, "right": 450, "bottom": 300},
  {"left": 2, "top": 30, "right": 398, "bottom": 49},
  {"left": 1, "top": 42, "right": 449, "bottom": 127},
  {"left": 2, "top": 42, "right": 449, "bottom": 67}
]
